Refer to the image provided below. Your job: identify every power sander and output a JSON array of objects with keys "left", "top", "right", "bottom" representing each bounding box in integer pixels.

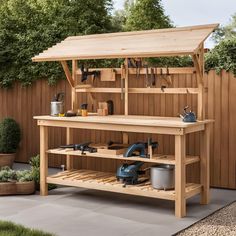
[{"left": 116, "top": 141, "right": 158, "bottom": 186}]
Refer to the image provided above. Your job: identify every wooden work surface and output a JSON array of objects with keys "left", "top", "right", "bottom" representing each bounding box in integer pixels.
[
  {"left": 32, "top": 24, "right": 218, "bottom": 61},
  {"left": 34, "top": 115, "right": 212, "bottom": 128}
]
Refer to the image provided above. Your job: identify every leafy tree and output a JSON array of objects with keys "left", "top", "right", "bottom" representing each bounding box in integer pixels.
[
  {"left": 0, "top": 0, "right": 114, "bottom": 87},
  {"left": 124, "top": 0, "right": 172, "bottom": 31},
  {"left": 205, "top": 38, "right": 236, "bottom": 76},
  {"left": 212, "top": 14, "right": 236, "bottom": 43}
]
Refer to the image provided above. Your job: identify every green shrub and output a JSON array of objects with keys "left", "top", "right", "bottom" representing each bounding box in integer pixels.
[
  {"left": 0, "top": 118, "right": 21, "bottom": 153},
  {"left": 0, "top": 166, "right": 16, "bottom": 182},
  {"left": 205, "top": 38, "right": 236, "bottom": 76},
  {"left": 16, "top": 170, "right": 33, "bottom": 182},
  {"left": 0, "top": 166, "right": 33, "bottom": 183},
  {"left": 29, "top": 155, "right": 57, "bottom": 191}
]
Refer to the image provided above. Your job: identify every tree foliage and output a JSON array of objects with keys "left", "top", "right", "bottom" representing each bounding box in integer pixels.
[
  {"left": 0, "top": 0, "right": 114, "bottom": 87},
  {"left": 212, "top": 14, "right": 236, "bottom": 43},
  {"left": 205, "top": 38, "right": 236, "bottom": 76},
  {"left": 124, "top": 0, "right": 172, "bottom": 31}
]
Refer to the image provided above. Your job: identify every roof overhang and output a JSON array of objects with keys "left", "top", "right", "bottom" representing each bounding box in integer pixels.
[{"left": 32, "top": 23, "right": 219, "bottom": 62}]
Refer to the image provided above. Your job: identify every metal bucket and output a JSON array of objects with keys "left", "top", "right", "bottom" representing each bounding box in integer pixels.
[
  {"left": 151, "top": 164, "right": 175, "bottom": 190},
  {"left": 51, "top": 101, "right": 63, "bottom": 116}
]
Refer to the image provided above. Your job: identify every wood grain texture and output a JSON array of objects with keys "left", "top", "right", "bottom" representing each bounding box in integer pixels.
[
  {"left": 0, "top": 70, "right": 235, "bottom": 189},
  {"left": 32, "top": 24, "right": 218, "bottom": 61}
]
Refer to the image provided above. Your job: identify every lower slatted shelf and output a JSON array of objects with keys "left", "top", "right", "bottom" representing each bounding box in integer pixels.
[{"left": 47, "top": 170, "right": 202, "bottom": 201}]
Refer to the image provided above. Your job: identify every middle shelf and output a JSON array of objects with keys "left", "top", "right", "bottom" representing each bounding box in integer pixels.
[{"left": 47, "top": 148, "right": 200, "bottom": 165}]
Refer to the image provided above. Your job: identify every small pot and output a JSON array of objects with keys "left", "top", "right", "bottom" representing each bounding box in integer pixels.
[
  {"left": 0, "top": 153, "right": 16, "bottom": 168},
  {"left": 51, "top": 101, "right": 64, "bottom": 116},
  {"left": 151, "top": 164, "right": 175, "bottom": 190}
]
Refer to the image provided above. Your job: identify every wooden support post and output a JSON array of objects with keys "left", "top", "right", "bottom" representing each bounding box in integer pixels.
[
  {"left": 124, "top": 58, "right": 129, "bottom": 115},
  {"left": 40, "top": 126, "right": 48, "bottom": 196},
  {"left": 71, "top": 60, "right": 78, "bottom": 110},
  {"left": 122, "top": 132, "right": 129, "bottom": 144},
  {"left": 192, "top": 44, "right": 205, "bottom": 120},
  {"left": 200, "top": 123, "right": 210, "bottom": 204},
  {"left": 175, "top": 135, "right": 186, "bottom": 218},
  {"left": 66, "top": 127, "right": 73, "bottom": 170},
  {"left": 61, "top": 61, "right": 74, "bottom": 88}
]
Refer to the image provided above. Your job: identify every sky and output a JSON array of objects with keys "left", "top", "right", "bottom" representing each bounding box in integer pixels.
[{"left": 113, "top": 0, "right": 236, "bottom": 47}]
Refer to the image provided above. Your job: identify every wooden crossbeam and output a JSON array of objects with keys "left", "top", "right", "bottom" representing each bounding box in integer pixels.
[{"left": 76, "top": 67, "right": 196, "bottom": 75}]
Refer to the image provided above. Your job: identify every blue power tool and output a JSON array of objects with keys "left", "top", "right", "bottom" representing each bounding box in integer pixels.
[{"left": 116, "top": 141, "right": 158, "bottom": 185}]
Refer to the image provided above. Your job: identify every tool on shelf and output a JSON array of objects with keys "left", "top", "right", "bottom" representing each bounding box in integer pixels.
[
  {"left": 80, "top": 64, "right": 100, "bottom": 83},
  {"left": 116, "top": 161, "right": 146, "bottom": 186},
  {"left": 124, "top": 141, "right": 158, "bottom": 158},
  {"left": 65, "top": 110, "right": 77, "bottom": 117},
  {"left": 50, "top": 92, "right": 64, "bottom": 116},
  {"left": 60, "top": 142, "right": 97, "bottom": 154},
  {"left": 180, "top": 106, "right": 197, "bottom": 122},
  {"left": 106, "top": 100, "right": 114, "bottom": 115}
]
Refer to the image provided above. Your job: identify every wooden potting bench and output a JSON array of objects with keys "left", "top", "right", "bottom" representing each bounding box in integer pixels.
[{"left": 33, "top": 24, "right": 218, "bottom": 217}]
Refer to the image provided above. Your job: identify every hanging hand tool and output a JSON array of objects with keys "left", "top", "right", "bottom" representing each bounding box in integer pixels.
[
  {"left": 150, "top": 67, "right": 156, "bottom": 86},
  {"left": 135, "top": 58, "right": 142, "bottom": 79},
  {"left": 145, "top": 64, "right": 150, "bottom": 88},
  {"left": 165, "top": 67, "right": 172, "bottom": 86},
  {"left": 60, "top": 142, "right": 97, "bottom": 154},
  {"left": 80, "top": 64, "right": 100, "bottom": 83}
]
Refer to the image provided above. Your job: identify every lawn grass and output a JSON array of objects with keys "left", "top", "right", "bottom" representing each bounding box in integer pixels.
[{"left": 0, "top": 220, "right": 55, "bottom": 236}]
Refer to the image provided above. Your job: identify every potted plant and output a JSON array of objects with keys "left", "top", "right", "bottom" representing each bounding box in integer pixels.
[
  {"left": 0, "top": 118, "right": 21, "bottom": 168},
  {"left": 0, "top": 166, "right": 35, "bottom": 195}
]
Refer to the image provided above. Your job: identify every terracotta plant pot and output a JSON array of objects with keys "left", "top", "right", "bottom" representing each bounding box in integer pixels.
[
  {"left": 0, "top": 181, "right": 35, "bottom": 196},
  {"left": 0, "top": 153, "right": 16, "bottom": 168}
]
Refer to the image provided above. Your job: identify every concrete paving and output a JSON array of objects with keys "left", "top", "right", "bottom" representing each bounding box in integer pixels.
[{"left": 0, "top": 164, "right": 235, "bottom": 236}]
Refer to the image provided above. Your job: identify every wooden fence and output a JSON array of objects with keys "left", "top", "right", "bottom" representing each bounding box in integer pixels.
[{"left": 0, "top": 70, "right": 235, "bottom": 189}]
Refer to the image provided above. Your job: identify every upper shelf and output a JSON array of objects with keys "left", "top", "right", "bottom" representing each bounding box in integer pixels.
[{"left": 32, "top": 24, "right": 218, "bottom": 61}]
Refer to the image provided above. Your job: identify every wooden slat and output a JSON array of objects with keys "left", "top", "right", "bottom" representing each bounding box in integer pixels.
[
  {"left": 47, "top": 169, "right": 202, "bottom": 201},
  {"left": 32, "top": 24, "right": 218, "bottom": 61},
  {"left": 75, "top": 87, "right": 199, "bottom": 94},
  {"left": 47, "top": 148, "right": 200, "bottom": 165},
  {"left": 76, "top": 67, "right": 196, "bottom": 75}
]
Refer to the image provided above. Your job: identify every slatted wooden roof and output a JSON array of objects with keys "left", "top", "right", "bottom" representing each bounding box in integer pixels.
[{"left": 32, "top": 24, "right": 218, "bottom": 62}]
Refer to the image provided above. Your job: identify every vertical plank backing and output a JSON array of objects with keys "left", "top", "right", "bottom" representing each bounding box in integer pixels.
[{"left": 0, "top": 70, "right": 235, "bottom": 189}]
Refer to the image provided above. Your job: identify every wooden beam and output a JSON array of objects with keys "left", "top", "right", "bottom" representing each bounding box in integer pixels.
[
  {"left": 124, "top": 59, "right": 129, "bottom": 115},
  {"left": 40, "top": 126, "right": 48, "bottom": 196},
  {"left": 175, "top": 135, "right": 186, "bottom": 218},
  {"left": 200, "top": 124, "right": 211, "bottom": 204},
  {"left": 66, "top": 127, "right": 73, "bottom": 170},
  {"left": 71, "top": 60, "right": 77, "bottom": 110},
  {"left": 61, "top": 61, "right": 74, "bottom": 88},
  {"left": 75, "top": 87, "right": 199, "bottom": 94},
  {"left": 76, "top": 67, "right": 196, "bottom": 75}
]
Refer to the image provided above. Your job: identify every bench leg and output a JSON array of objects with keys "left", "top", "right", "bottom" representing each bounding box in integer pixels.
[
  {"left": 175, "top": 135, "right": 186, "bottom": 218},
  {"left": 200, "top": 124, "right": 210, "bottom": 204},
  {"left": 40, "top": 125, "right": 48, "bottom": 196}
]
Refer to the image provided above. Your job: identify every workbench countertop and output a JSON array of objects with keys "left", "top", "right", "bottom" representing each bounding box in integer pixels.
[{"left": 34, "top": 115, "right": 213, "bottom": 128}]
